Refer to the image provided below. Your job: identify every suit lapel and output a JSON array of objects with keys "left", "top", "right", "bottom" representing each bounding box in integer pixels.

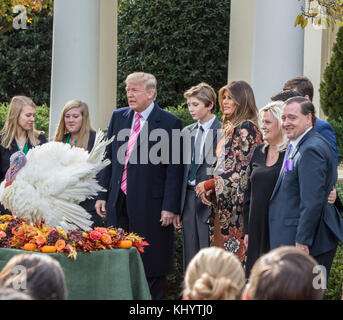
[{"left": 270, "top": 128, "right": 316, "bottom": 200}]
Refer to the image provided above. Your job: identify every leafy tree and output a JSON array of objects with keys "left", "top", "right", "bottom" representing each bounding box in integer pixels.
[
  {"left": 0, "top": 15, "right": 53, "bottom": 105},
  {"left": 117, "top": 0, "right": 231, "bottom": 108},
  {"left": 295, "top": 0, "right": 343, "bottom": 29},
  {"left": 0, "top": 0, "right": 53, "bottom": 35},
  {"left": 319, "top": 26, "right": 343, "bottom": 120}
]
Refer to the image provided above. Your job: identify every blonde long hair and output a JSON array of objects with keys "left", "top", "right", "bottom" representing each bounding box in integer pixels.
[
  {"left": 54, "top": 100, "right": 92, "bottom": 150},
  {"left": 0, "top": 96, "right": 42, "bottom": 149},
  {"left": 183, "top": 247, "right": 245, "bottom": 300},
  {"left": 219, "top": 81, "right": 259, "bottom": 136}
]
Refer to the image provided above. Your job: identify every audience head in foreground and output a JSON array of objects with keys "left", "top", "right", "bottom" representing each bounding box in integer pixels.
[
  {"left": 183, "top": 247, "right": 245, "bottom": 300},
  {"left": 245, "top": 246, "right": 324, "bottom": 300},
  {"left": 0, "top": 253, "right": 67, "bottom": 300}
]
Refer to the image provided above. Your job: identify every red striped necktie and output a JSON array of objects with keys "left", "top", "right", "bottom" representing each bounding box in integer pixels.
[{"left": 121, "top": 112, "right": 142, "bottom": 194}]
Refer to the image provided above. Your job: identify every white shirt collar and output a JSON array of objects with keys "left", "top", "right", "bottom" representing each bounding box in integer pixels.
[
  {"left": 197, "top": 115, "right": 216, "bottom": 131},
  {"left": 290, "top": 127, "right": 312, "bottom": 150},
  {"left": 135, "top": 101, "right": 155, "bottom": 121}
]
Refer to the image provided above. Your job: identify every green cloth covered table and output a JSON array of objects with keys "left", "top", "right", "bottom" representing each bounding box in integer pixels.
[{"left": 0, "top": 247, "right": 151, "bottom": 300}]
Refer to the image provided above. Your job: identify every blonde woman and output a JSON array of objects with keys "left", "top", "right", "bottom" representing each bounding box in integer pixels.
[
  {"left": 0, "top": 96, "right": 47, "bottom": 213},
  {"left": 183, "top": 247, "right": 245, "bottom": 300},
  {"left": 54, "top": 99, "right": 101, "bottom": 226},
  {"left": 54, "top": 99, "right": 94, "bottom": 150}
]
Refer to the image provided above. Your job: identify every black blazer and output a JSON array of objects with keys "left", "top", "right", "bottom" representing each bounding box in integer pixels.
[{"left": 0, "top": 132, "right": 47, "bottom": 214}]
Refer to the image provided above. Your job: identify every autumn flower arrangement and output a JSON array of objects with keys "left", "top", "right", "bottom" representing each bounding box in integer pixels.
[{"left": 0, "top": 215, "right": 149, "bottom": 260}]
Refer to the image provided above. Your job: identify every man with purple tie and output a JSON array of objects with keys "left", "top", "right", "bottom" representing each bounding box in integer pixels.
[{"left": 269, "top": 97, "right": 343, "bottom": 286}]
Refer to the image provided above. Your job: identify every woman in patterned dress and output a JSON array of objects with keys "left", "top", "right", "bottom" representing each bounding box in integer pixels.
[{"left": 195, "top": 81, "right": 262, "bottom": 267}]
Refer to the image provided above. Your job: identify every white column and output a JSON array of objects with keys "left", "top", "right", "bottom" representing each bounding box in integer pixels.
[
  {"left": 228, "top": 0, "right": 305, "bottom": 109},
  {"left": 49, "top": 0, "right": 117, "bottom": 139}
]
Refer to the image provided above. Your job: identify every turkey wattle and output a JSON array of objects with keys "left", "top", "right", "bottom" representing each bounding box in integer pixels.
[{"left": 0, "top": 130, "right": 113, "bottom": 231}]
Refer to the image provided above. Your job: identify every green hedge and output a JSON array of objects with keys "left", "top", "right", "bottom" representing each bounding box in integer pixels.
[
  {"left": 329, "top": 117, "right": 343, "bottom": 161},
  {"left": 0, "top": 16, "right": 53, "bottom": 106},
  {"left": 117, "top": 0, "right": 231, "bottom": 109}
]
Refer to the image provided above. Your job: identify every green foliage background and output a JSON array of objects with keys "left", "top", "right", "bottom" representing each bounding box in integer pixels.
[
  {"left": 320, "top": 26, "right": 343, "bottom": 121},
  {"left": 0, "top": 16, "right": 53, "bottom": 106},
  {"left": 117, "top": 0, "right": 231, "bottom": 109}
]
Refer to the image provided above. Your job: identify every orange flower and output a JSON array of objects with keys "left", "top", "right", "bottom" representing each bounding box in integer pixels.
[
  {"left": 0, "top": 231, "right": 6, "bottom": 239},
  {"left": 55, "top": 239, "right": 66, "bottom": 252},
  {"left": 101, "top": 234, "right": 112, "bottom": 245},
  {"left": 35, "top": 235, "right": 46, "bottom": 246}
]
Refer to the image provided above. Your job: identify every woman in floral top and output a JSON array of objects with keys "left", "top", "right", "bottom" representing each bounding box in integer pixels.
[{"left": 195, "top": 81, "right": 263, "bottom": 267}]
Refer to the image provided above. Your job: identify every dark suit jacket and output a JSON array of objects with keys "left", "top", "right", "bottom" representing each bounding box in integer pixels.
[
  {"left": 0, "top": 133, "right": 47, "bottom": 214},
  {"left": 98, "top": 102, "right": 183, "bottom": 276},
  {"left": 315, "top": 117, "right": 338, "bottom": 166},
  {"left": 180, "top": 117, "right": 222, "bottom": 222},
  {"left": 269, "top": 128, "right": 343, "bottom": 256}
]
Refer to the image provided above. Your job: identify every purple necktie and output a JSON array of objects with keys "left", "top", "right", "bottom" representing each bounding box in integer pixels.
[{"left": 283, "top": 144, "right": 293, "bottom": 172}]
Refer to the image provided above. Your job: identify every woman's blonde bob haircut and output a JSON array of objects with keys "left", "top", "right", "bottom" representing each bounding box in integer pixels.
[
  {"left": 219, "top": 81, "right": 259, "bottom": 135},
  {"left": 259, "top": 100, "right": 288, "bottom": 152},
  {"left": 0, "top": 96, "right": 42, "bottom": 149},
  {"left": 183, "top": 247, "right": 245, "bottom": 300},
  {"left": 53, "top": 99, "right": 92, "bottom": 150}
]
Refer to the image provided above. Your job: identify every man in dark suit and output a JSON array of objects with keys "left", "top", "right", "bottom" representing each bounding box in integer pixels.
[
  {"left": 269, "top": 96, "right": 343, "bottom": 284},
  {"left": 95, "top": 72, "right": 183, "bottom": 299},
  {"left": 282, "top": 76, "right": 338, "bottom": 166},
  {"left": 177, "top": 83, "right": 222, "bottom": 271}
]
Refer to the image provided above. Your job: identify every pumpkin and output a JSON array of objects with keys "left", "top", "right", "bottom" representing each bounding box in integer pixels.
[
  {"left": 119, "top": 240, "right": 132, "bottom": 249},
  {"left": 41, "top": 245, "right": 57, "bottom": 253},
  {"left": 23, "top": 243, "right": 37, "bottom": 251}
]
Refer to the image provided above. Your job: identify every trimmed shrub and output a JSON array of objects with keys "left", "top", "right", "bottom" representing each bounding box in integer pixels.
[
  {"left": 117, "top": 0, "right": 231, "bottom": 109},
  {"left": 329, "top": 117, "right": 343, "bottom": 161},
  {"left": 327, "top": 182, "right": 343, "bottom": 300},
  {"left": 320, "top": 26, "right": 343, "bottom": 121},
  {"left": 0, "top": 16, "right": 53, "bottom": 106}
]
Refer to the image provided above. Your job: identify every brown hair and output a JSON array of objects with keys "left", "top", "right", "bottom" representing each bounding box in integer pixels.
[
  {"left": 53, "top": 99, "right": 92, "bottom": 150},
  {"left": 283, "top": 76, "right": 314, "bottom": 101},
  {"left": 0, "top": 96, "right": 43, "bottom": 149},
  {"left": 219, "top": 81, "right": 259, "bottom": 135},
  {"left": 283, "top": 96, "right": 316, "bottom": 127},
  {"left": 270, "top": 89, "right": 302, "bottom": 102},
  {"left": 184, "top": 82, "right": 217, "bottom": 112},
  {"left": 183, "top": 247, "right": 245, "bottom": 300},
  {"left": 0, "top": 253, "right": 67, "bottom": 300},
  {"left": 248, "top": 246, "right": 324, "bottom": 300}
]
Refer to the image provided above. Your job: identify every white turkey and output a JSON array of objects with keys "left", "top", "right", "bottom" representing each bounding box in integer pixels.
[{"left": 0, "top": 129, "right": 113, "bottom": 232}]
